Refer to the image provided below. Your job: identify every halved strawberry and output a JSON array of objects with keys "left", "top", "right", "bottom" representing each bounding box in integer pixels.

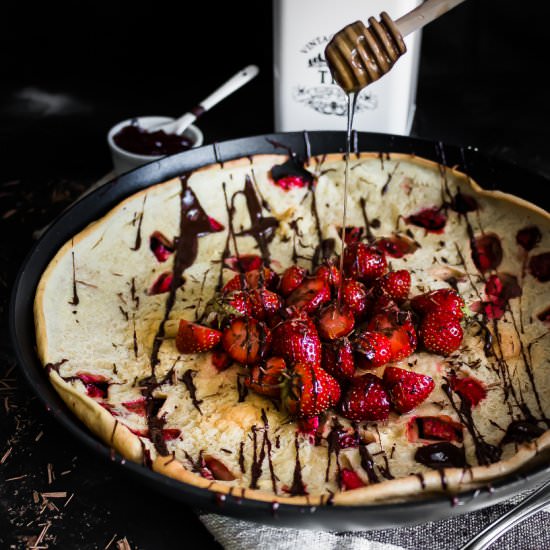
[
  {"left": 279, "top": 265, "right": 307, "bottom": 297},
  {"left": 282, "top": 362, "right": 340, "bottom": 418},
  {"left": 377, "top": 270, "right": 411, "bottom": 302},
  {"left": 317, "top": 303, "right": 354, "bottom": 340},
  {"left": 411, "top": 289, "right": 465, "bottom": 319},
  {"left": 315, "top": 261, "right": 341, "bottom": 289},
  {"left": 419, "top": 311, "right": 463, "bottom": 356},
  {"left": 383, "top": 366, "right": 434, "bottom": 414},
  {"left": 449, "top": 375, "right": 487, "bottom": 407},
  {"left": 353, "top": 330, "right": 392, "bottom": 369},
  {"left": 343, "top": 242, "right": 387, "bottom": 281},
  {"left": 321, "top": 338, "right": 355, "bottom": 381},
  {"left": 367, "top": 310, "right": 416, "bottom": 362},
  {"left": 176, "top": 319, "right": 222, "bottom": 354},
  {"left": 340, "top": 468, "right": 366, "bottom": 490},
  {"left": 271, "top": 315, "right": 322, "bottom": 367},
  {"left": 342, "top": 279, "right": 368, "bottom": 318},
  {"left": 249, "top": 289, "right": 284, "bottom": 320},
  {"left": 340, "top": 373, "right": 390, "bottom": 421},
  {"left": 286, "top": 277, "right": 330, "bottom": 313},
  {"left": 221, "top": 318, "right": 271, "bottom": 365},
  {"left": 245, "top": 357, "right": 287, "bottom": 397}
]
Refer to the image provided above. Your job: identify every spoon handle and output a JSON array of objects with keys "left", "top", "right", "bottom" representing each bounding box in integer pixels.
[
  {"left": 395, "top": 0, "right": 466, "bottom": 37},
  {"left": 459, "top": 478, "right": 550, "bottom": 550},
  {"left": 173, "top": 65, "right": 259, "bottom": 134}
]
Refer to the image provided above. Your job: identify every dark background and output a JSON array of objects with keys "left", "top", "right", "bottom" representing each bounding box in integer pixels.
[{"left": 1, "top": 1, "right": 549, "bottom": 548}]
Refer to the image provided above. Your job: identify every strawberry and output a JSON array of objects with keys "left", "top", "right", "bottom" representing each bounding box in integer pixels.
[
  {"left": 221, "top": 318, "right": 271, "bottom": 365},
  {"left": 176, "top": 319, "right": 222, "bottom": 353},
  {"left": 367, "top": 310, "right": 416, "bottom": 362},
  {"left": 342, "top": 279, "right": 368, "bottom": 318},
  {"left": 340, "top": 468, "right": 366, "bottom": 490},
  {"left": 223, "top": 267, "right": 278, "bottom": 293},
  {"left": 383, "top": 366, "right": 434, "bottom": 413},
  {"left": 343, "top": 242, "right": 387, "bottom": 281},
  {"left": 321, "top": 338, "right": 355, "bottom": 380},
  {"left": 286, "top": 277, "right": 330, "bottom": 313},
  {"left": 377, "top": 270, "right": 411, "bottom": 302},
  {"left": 449, "top": 376, "right": 487, "bottom": 407},
  {"left": 271, "top": 315, "right": 322, "bottom": 367},
  {"left": 413, "top": 416, "right": 463, "bottom": 443},
  {"left": 353, "top": 330, "right": 392, "bottom": 369},
  {"left": 419, "top": 311, "right": 463, "bottom": 356},
  {"left": 245, "top": 357, "right": 287, "bottom": 397},
  {"left": 249, "top": 289, "right": 284, "bottom": 320},
  {"left": 340, "top": 373, "right": 390, "bottom": 421},
  {"left": 317, "top": 303, "right": 354, "bottom": 340},
  {"left": 282, "top": 362, "right": 340, "bottom": 418},
  {"left": 315, "top": 261, "right": 341, "bottom": 289},
  {"left": 223, "top": 290, "right": 253, "bottom": 317},
  {"left": 211, "top": 349, "right": 232, "bottom": 371},
  {"left": 410, "top": 289, "right": 465, "bottom": 320},
  {"left": 279, "top": 265, "right": 307, "bottom": 296}
]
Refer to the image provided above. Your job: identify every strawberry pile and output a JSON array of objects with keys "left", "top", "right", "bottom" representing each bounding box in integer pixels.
[{"left": 175, "top": 242, "right": 466, "bottom": 422}]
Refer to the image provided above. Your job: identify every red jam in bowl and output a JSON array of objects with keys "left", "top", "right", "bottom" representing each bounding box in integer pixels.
[{"left": 113, "top": 120, "right": 194, "bottom": 156}]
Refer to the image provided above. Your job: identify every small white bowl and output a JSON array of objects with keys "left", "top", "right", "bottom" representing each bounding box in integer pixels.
[{"left": 107, "top": 116, "right": 204, "bottom": 175}]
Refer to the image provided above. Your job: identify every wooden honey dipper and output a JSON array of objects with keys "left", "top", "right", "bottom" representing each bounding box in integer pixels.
[{"left": 325, "top": 0, "right": 466, "bottom": 93}]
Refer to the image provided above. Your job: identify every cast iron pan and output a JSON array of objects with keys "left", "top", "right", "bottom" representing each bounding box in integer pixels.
[{"left": 9, "top": 131, "right": 550, "bottom": 530}]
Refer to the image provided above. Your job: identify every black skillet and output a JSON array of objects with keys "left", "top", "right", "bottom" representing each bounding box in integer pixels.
[{"left": 9, "top": 131, "right": 550, "bottom": 530}]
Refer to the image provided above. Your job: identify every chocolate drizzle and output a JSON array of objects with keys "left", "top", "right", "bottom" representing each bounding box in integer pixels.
[
  {"left": 442, "top": 382, "right": 501, "bottom": 466},
  {"left": 500, "top": 419, "right": 545, "bottom": 446},
  {"left": 181, "top": 369, "right": 203, "bottom": 413},
  {"left": 289, "top": 433, "right": 307, "bottom": 496},
  {"left": 415, "top": 442, "right": 466, "bottom": 469},
  {"left": 248, "top": 410, "right": 277, "bottom": 493},
  {"left": 69, "top": 248, "right": 79, "bottom": 306},
  {"left": 143, "top": 174, "right": 223, "bottom": 456},
  {"left": 235, "top": 176, "right": 278, "bottom": 265},
  {"left": 131, "top": 195, "right": 147, "bottom": 251}
]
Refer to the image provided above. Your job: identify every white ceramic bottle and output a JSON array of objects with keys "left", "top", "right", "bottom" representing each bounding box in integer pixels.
[{"left": 273, "top": 0, "right": 422, "bottom": 135}]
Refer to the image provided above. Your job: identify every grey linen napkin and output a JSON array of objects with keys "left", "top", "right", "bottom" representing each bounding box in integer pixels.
[{"left": 200, "top": 487, "right": 550, "bottom": 550}]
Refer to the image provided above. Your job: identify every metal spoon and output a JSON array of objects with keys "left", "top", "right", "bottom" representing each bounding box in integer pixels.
[
  {"left": 460, "top": 478, "right": 550, "bottom": 550},
  {"left": 152, "top": 64, "right": 259, "bottom": 135}
]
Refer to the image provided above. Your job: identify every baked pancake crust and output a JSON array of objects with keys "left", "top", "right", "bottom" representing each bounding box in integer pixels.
[{"left": 34, "top": 153, "right": 550, "bottom": 505}]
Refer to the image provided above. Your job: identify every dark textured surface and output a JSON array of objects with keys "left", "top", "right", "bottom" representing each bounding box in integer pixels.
[{"left": 1, "top": 1, "right": 549, "bottom": 548}]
